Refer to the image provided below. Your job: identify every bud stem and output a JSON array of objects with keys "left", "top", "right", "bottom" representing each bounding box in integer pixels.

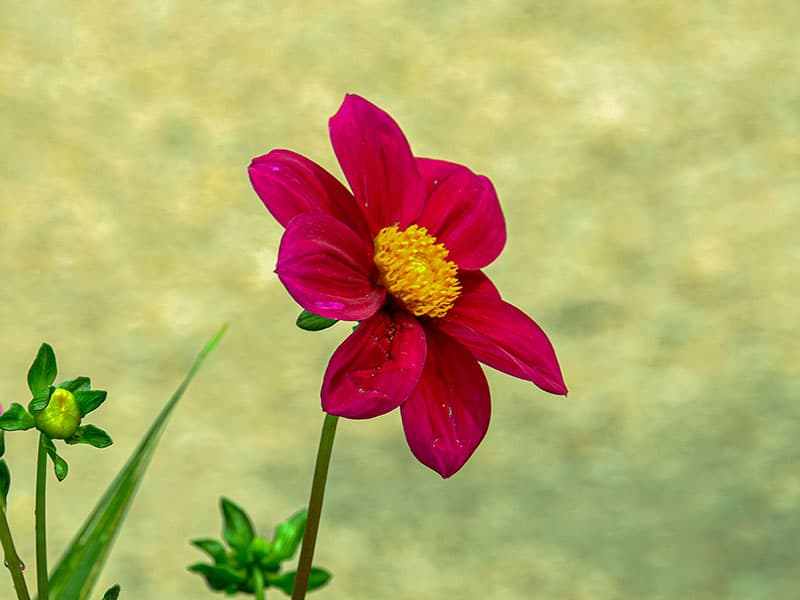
[
  {"left": 35, "top": 434, "right": 49, "bottom": 600},
  {"left": 0, "top": 502, "right": 31, "bottom": 600},
  {"left": 292, "top": 412, "right": 338, "bottom": 600},
  {"left": 253, "top": 567, "right": 265, "bottom": 600}
]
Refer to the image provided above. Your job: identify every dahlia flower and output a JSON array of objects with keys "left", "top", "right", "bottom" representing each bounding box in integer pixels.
[{"left": 249, "top": 94, "right": 566, "bottom": 477}]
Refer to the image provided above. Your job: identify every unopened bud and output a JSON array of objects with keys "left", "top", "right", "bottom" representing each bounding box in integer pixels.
[{"left": 34, "top": 388, "right": 81, "bottom": 439}]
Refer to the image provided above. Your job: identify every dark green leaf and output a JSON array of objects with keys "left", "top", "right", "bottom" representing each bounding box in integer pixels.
[
  {"left": 272, "top": 509, "right": 306, "bottom": 561},
  {"left": 191, "top": 538, "right": 228, "bottom": 564},
  {"left": 65, "top": 425, "right": 113, "bottom": 448},
  {"left": 28, "top": 343, "right": 57, "bottom": 397},
  {"left": 42, "top": 435, "right": 69, "bottom": 481},
  {"left": 100, "top": 584, "right": 120, "bottom": 600},
  {"left": 29, "top": 390, "right": 52, "bottom": 414},
  {"left": 269, "top": 568, "right": 331, "bottom": 596},
  {"left": 0, "top": 459, "right": 10, "bottom": 507},
  {"left": 75, "top": 390, "right": 107, "bottom": 416},
  {"left": 47, "top": 323, "right": 228, "bottom": 600},
  {"left": 0, "top": 403, "right": 35, "bottom": 431},
  {"left": 296, "top": 310, "right": 338, "bottom": 332},
  {"left": 188, "top": 563, "right": 246, "bottom": 593},
  {"left": 305, "top": 568, "right": 332, "bottom": 592},
  {"left": 58, "top": 376, "right": 91, "bottom": 393},
  {"left": 221, "top": 497, "right": 255, "bottom": 552},
  {"left": 0, "top": 430, "right": 4, "bottom": 458}
]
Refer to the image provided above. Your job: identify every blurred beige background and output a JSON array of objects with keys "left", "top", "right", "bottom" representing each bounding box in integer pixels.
[{"left": 2, "top": 1, "right": 799, "bottom": 598}]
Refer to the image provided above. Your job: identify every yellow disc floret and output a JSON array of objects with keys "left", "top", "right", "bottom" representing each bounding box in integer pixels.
[{"left": 373, "top": 224, "right": 461, "bottom": 318}]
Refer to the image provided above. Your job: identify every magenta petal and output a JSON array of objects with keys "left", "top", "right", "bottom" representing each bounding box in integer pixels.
[
  {"left": 248, "top": 149, "right": 370, "bottom": 239},
  {"left": 417, "top": 158, "right": 506, "bottom": 270},
  {"left": 276, "top": 213, "right": 385, "bottom": 321},
  {"left": 322, "top": 310, "right": 427, "bottom": 419},
  {"left": 438, "top": 288, "right": 567, "bottom": 395},
  {"left": 459, "top": 269, "right": 501, "bottom": 299},
  {"left": 400, "top": 327, "right": 491, "bottom": 478},
  {"left": 329, "top": 94, "right": 425, "bottom": 234}
]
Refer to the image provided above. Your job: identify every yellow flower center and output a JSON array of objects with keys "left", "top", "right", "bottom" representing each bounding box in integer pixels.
[{"left": 373, "top": 224, "right": 461, "bottom": 318}]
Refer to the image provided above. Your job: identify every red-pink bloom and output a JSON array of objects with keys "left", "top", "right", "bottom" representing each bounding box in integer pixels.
[{"left": 249, "top": 94, "right": 566, "bottom": 478}]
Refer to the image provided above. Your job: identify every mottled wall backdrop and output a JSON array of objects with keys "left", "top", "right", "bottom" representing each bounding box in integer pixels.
[{"left": 1, "top": 2, "right": 798, "bottom": 598}]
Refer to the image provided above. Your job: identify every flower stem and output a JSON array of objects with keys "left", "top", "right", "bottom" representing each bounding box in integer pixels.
[
  {"left": 35, "top": 434, "right": 49, "bottom": 600},
  {"left": 292, "top": 412, "right": 338, "bottom": 600},
  {"left": 253, "top": 568, "right": 265, "bottom": 600},
  {"left": 0, "top": 501, "right": 31, "bottom": 600}
]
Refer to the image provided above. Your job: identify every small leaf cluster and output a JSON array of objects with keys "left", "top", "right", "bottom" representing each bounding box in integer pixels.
[
  {"left": 189, "top": 498, "right": 331, "bottom": 597},
  {"left": 0, "top": 343, "right": 112, "bottom": 482}
]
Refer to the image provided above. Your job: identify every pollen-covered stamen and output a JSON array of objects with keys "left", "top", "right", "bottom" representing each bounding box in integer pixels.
[{"left": 373, "top": 224, "right": 461, "bottom": 318}]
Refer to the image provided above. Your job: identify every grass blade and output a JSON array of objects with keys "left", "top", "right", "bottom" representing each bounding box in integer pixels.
[{"left": 45, "top": 324, "right": 228, "bottom": 600}]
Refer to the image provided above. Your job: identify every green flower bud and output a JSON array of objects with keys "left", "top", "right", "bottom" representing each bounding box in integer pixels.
[{"left": 34, "top": 388, "right": 81, "bottom": 439}]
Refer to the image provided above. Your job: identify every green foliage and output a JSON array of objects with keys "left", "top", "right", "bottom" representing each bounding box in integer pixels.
[
  {"left": 100, "top": 584, "right": 121, "bottom": 599},
  {"left": 27, "top": 343, "right": 57, "bottom": 398},
  {"left": 0, "top": 403, "right": 35, "bottom": 431},
  {"left": 271, "top": 509, "right": 306, "bottom": 562},
  {"left": 269, "top": 569, "right": 331, "bottom": 596},
  {"left": 189, "top": 501, "right": 331, "bottom": 597},
  {"left": 221, "top": 497, "right": 255, "bottom": 554},
  {"left": 296, "top": 309, "right": 338, "bottom": 332},
  {"left": 191, "top": 538, "right": 228, "bottom": 563},
  {"left": 65, "top": 425, "right": 113, "bottom": 448},
  {"left": 75, "top": 390, "right": 108, "bottom": 417},
  {"left": 46, "top": 324, "right": 228, "bottom": 600},
  {"left": 58, "top": 376, "right": 91, "bottom": 393},
  {"left": 3, "top": 346, "right": 111, "bottom": 447},
  {"left": 0, "top": 459, "right": 10, "bottom": 507},
  {"left": 41, "top": 434, "right": 69, "bottom": 481},
  {"left": 29, "top": 391, "right": 53, "bottom": 414}
]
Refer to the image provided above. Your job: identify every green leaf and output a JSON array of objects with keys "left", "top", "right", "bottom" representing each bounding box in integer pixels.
[
  {"left": 46, "top": 323, "right": 228, "bottom": 600},
  {"left": 0, "top": 459, "right": 10, "bottom": 507},
  {"left": 65, "top": 425, "right": 113, "bottom": 448},
  {"left": 272, "top": 509, "right": 306, "bottom": 561},
  {"left": 249, "top": 536, "right": 274, "bottom": 561},
  {"left": 75, "top": 390, "right": 107, "bottom": 416},
  {"left": 188, "top": 563, "right": 246, "bottom": 593},
  {"left": 0, "top": 430, "right": 4, "bottom": 458},
  {"left": 42, "top": 435, "right": 69, "bottom": 481},
  {"left": 58, "top": 376, "right": 91, "bottom": 393},
  {"left": 305, "top": 568, "right": 332, "bottom": 592},
  {"left": 29, "top": 390, "right": 52, "bottom": 414},
  {"left": 296, "top": 310, "right": 338, "bottom": 332},
  {"left": 0, "top": 403, "right": 35, "bottom": 431},
  {"left": 191, "top": 538, "right": 228, "bottom": 564},
  {"left": 100, "top": 584, "right": 120, "bottom": 600},
  {"left": 221, "top": 497, "right": 255, "bottom": 552},
  {"left": 28, "top": 343, "right": 57, "bottom": 398},
  {"left": 269, "top": 568, "right": 331, "bottom": 596}
]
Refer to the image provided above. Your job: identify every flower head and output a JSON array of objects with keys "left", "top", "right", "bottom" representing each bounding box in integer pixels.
[{"left": 249, "top": 94, "right": 566, "bottom": 477}]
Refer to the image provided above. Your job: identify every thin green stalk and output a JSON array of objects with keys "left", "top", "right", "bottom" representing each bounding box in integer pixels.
[
  {"left": 35, "top": 434, "right": 49, "bottom": 600},
  {"left": 0, "top": 502, "right": 31, "bottom": 600},
  {"left": 253, "top": 567, "right": 265, "bottom": 600},
  {"left": 291, "top": 412, "right": 339, "bottom": 600}
]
